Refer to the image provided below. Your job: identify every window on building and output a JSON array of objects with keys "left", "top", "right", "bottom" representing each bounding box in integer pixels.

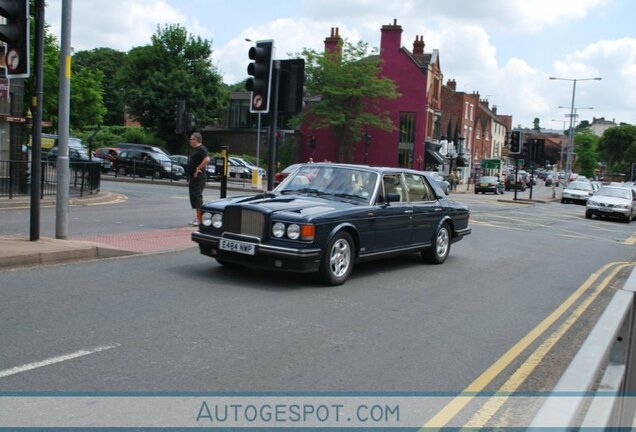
[
  {"left": 398, "top": 112, "right": 416, "bottom": 168},
  {"left": 464, "top": 102, "right": 469, "bottom": 120},
  {"left": 229, "top": 99, "right": 253, "bottom": 128},
  {"left": 470, "top": 104, "right": 474, "bottom": 121}
]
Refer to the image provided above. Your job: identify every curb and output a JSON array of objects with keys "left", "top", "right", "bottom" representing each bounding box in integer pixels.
[{"left": 0, "top": 236, "right": 138, "bottom": 270}]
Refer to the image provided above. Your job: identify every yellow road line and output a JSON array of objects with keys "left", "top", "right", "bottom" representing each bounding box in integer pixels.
[
  {"left": 624, "top": 233, "right": 636, "bottom": 245},
  {"left": 422, "top": 261, "right": 627, "bottom": 428},
  {"left": 464, "top": 263, "right": 633, "bottom": 428}
]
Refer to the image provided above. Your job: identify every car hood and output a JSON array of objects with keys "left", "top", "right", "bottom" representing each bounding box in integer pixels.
[
  {"left": 589, "top": 196, "right": 631, "bottom": 206},
  {"left": 202, "top": 193, "right": 354, "bottom": 218}
]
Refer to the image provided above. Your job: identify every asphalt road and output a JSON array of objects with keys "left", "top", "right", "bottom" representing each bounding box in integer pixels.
[{"left": 1, "top": 181, "right": 635, "bottom": 426}]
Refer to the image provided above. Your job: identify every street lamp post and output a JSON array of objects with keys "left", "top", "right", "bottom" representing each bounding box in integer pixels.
[{"left": 549, "top": 76, "right": 601, "bottom": 185}]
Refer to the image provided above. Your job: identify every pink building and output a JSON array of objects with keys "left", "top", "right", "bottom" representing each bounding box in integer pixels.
[{"left": 301, "top": 21, "right": 445, "bottom": 169}]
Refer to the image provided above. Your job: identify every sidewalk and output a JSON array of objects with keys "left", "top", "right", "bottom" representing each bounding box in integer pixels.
[{"left": 0, "top": 178, "right": 266, "bottom": 270}]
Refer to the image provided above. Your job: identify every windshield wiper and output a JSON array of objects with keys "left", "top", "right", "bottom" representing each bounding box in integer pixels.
[
  {"left": 333, "top": 193, "right": 364, "bottom": 200},
  {"left": 280, "top": 188, "right": 325, "bottom": 195}
]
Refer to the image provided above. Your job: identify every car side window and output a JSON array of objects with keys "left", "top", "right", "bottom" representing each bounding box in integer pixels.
[
  {"left": 381, "top": 174, "right": 404, "bottom": 203},
  {"left": 404, "top": 174, "right": 435, "bottom": 202}
]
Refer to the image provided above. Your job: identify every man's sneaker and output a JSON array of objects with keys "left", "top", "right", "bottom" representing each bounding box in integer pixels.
[{"left": 191, "top": 219, "right": 199, "bottom": 226}]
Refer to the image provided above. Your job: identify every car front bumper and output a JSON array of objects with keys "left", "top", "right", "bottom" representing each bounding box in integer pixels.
[
  {"left": 586, "top": 205, "right": 631, "bottom": 219},
  {"left": 192, "top": 231, "right": 323, "bottom": 273}
]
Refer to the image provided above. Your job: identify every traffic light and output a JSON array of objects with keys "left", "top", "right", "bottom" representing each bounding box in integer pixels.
[
  {"left": 509, "top": 131, "right": 521, "bottom": 153},
  {"left": 0, "top": 0, "right": 29, "bottom": 78},
  {"left": 245, "top": 40, "right": 274, "bottom": 113},
  {"left": 278, "top": 59, "right": 305, "bottom": 114}
]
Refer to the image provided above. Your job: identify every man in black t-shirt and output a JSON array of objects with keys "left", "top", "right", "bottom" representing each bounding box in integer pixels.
[{"left": 187, "top": 132, "right": 210, "bottom": 225}]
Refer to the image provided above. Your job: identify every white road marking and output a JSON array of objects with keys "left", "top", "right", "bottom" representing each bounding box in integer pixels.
[{"left": 0, "top": 344, "right": 119, "bottom": 379}]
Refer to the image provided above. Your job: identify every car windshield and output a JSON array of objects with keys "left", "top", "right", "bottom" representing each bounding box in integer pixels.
[
  {"left": 596, "top": 187, "right": 632, "bottom": 200},
  {"left": 480, "top": 176, "right": 498, "bottom": 182},
  {"left": 566, "top": 182, "right": 593, "bottom": 191},
  {"left": 278, "top": 165, "right": 378, "bottom": 202}
]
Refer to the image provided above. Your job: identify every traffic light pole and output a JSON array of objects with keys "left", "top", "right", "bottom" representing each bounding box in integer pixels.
[
  {"left": 266, "top": 61, "right": 280, "bottom": 191},
  {"left": 29, "top": 0, "right": 45, "bottom": 241}
]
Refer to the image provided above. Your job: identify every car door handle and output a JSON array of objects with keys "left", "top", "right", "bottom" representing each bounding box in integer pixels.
[{"left": 404, "top": 209, "right": 413, "bottom": 214}]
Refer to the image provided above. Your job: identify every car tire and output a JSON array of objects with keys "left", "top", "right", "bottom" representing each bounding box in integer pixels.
[
  {"left": 118, "top": 167, "right": 127, "bottom": 176},
  {"left": 319, "top": 231, "right": 354, "bottom": 286},
  {"left": 585, "top": 211, "right": 592, "bottom": 219},
  {"left": 423, "top": 222, "right": 451, "bottom": 264},
  {"left": 153, "top": 170, "right": 161, "bottom": 179}
]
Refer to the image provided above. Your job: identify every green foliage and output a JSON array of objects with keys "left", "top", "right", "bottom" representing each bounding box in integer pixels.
[
  {"left": 73, "top": 48, "right": 127, "bottom": 125},
  {"left": 119, "top": 24, "right": 228, "bottom": 153},
  {"left": 292, "top": 39, "right": 400, "bottom": 162},
  {"left": 574, "top": 130, "right": 598, "bottom": 178},
  {"left": 533, "top": 118, "right": 541, "bottom": 131},
  {"left": 598, "top": 124, "right": 636, "bottom": 174}
]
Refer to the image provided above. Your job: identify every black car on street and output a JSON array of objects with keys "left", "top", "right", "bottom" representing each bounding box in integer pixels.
[{"left": 192, "top": 163, "right": 471, "bottom": 285}]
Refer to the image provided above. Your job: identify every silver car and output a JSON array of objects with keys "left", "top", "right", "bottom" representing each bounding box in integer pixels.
[
  {"left": 586, "top": 186, "right": 636, "bottom": 222},
  {"left": 561, "top": 181, "right": 595, "bottom": 204}
]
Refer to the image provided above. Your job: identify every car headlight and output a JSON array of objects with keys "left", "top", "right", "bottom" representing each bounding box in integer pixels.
[
  {"left": 587, "top": 200, "right": 598, "bottom": 206},
  {"left": 211, "top": 213, "right": 223, "bottom": 228},
  {"left": 201, "top": 212, "right": 213, "bottom": 227},
  {"left": 272, "top": 222, "right": 286, "bottom": 238},
  {"left": 287, "top": 224, "right": 300, "bottom": 240},
  {"left": 616, "top": 204, "right": 629, "bottom": 209}
]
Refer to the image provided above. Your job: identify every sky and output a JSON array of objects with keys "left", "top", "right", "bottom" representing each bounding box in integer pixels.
[{"left": 45, "top": 0, "right": 636, "bottom": 130}]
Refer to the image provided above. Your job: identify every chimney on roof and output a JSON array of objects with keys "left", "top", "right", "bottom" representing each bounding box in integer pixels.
[
  {"left": 324, "top": 27, "right": 342, "bottom": 58},
  {"left": 447, "top": 79, "right": 456, "bottom": 91},
  {"left": 492, "top": 105, "right": 497, "bottom": 115},
  {"left": 380, "top": 19, "right": 402, "bottom": 55},
  {"left": 413, "top": 35, "right": 424, "bottom": 55}
]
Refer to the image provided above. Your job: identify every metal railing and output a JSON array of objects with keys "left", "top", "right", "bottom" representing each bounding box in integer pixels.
[
  {"left": 0, "top": 160, "right": 101, "bottom": 198},
  {"left": 531, "top": 265, "right": 636, "bottom": 428}
]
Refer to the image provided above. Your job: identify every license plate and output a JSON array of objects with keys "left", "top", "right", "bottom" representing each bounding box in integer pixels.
[
  {"left": 480, "top": 183, "right": 488, "bottom": 187},
  {"left": 598, "top": 207, "right": 612, "bottom": 212},
  {"left": 219, "top": 239, "right": 256, "bottom": 255}
]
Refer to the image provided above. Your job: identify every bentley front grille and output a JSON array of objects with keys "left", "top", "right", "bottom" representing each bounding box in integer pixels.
[{"left": 224, "top": 208, "right": 265, "bottom": 239}]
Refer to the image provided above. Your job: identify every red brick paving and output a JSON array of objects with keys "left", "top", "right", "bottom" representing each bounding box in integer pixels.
[{"left": 73, "top": 227, "right": 197, "bottom": 253}]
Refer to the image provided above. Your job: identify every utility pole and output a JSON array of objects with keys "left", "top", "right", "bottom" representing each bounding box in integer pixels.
[
  {"left": 55, "top": 0, "right": 72, "bottom": 239},
  {"left": 30, "top": 0, "right": 45, "bottom": 241}
]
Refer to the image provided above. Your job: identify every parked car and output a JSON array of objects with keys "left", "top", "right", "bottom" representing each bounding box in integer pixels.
[
  {"left": 561, "top": 181, "right": 595, "bottom": 204},
  {"left": 586, "top": 186, "right": 636, "bottom": 223},
  {"left": 229, "top": 156, "right": 266, "bottom": 178},
  {"left": 504, "top": 174, "right": 527, "bottom": 191},
  {"left": 94, "top": 147, "right": 120, "bottom": 171},
  {"left": 46, "top": 144, "right": 111, "bottom": 172},
  {"left": 423, "top": 171, "right": 450, "bottom": 195},
  {"left": 273, "top": 163, "right": 302, "bottom": 186},
  {"left": 117, "top": 143, "right": 170, "bottom": 156},
  {"left": 116, "top": 150, "right": 184, "bottom": 180},
  {"left": 475, "top": 176, "right": 504, "bottom": 195},
  {"left": 192, "top": 163, "right": 472, "bottom": 285}
]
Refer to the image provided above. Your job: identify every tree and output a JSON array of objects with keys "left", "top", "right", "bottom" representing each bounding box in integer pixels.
[
  {"left": 294, "top": 40, "right": 400, "bottom": 162},
  {"left": 119, "top": 24, "right": 227, "bottom": 152},
  {"left": 574, "top": 129, "right": 598, "bottom": 178},
  {"left": 598, "top": 124, "right": 636, "bottom": 174},
  {"left": 73, "top": 48, "right": 127, "bottom": 126},
  {"left": 25, "top": 28, "right": 106, "bottom": 131},
  {"left": 533, "top": 118, "right": 541, "bottom": 131}
]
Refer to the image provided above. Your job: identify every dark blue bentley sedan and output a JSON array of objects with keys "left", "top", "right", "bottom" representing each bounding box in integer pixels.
[{"left": 192, "top": 163, "right": 471, "bottom": 285}]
